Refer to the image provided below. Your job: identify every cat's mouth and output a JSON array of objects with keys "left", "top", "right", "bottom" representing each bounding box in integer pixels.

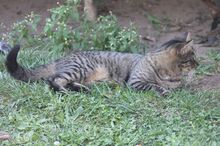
[
  {"left": 156, "top": 68, "right": 182, "bottom": 82},
  {"left": 159, "top": 74, "right": 182, "bottom": 82},
  {"left": 168, "top": 78, "right": 181, "bottom": 82}
]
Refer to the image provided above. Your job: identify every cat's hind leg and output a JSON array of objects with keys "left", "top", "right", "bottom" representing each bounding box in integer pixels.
[
  {"left": 48, "top": 75, "right": 90, "bottom": 93},
  {"left": 47, "top": 75, "right": 69, "bottom": 92},
  {"left": 66, "top": 82, "right": 91, "bottom": 93}
]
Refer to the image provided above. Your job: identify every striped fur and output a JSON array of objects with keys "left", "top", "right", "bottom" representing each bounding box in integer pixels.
[{"left": 5, "top": 37, "right": 198, "bottom": 95}]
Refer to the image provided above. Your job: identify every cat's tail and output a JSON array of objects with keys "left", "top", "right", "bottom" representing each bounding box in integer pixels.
[{"left": 5, "top": 45, "right": 56, "bottom": 82}]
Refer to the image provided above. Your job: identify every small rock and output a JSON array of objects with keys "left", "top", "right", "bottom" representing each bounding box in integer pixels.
[
  {"left": 54, "top": 141, "right": 61, "bottom": 146},
  {"left": 0, "top": 131, "right": 10, "bottom": 141}
]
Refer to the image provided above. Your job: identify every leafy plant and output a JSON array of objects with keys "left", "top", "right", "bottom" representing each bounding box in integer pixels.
[
  {"left": 6, "top": 12, "right": 41, "bottom": 46},
  {"left": 4, "top": 0, "right": 141, "bottom": 53},
  {"left": 74, "top": 14, "right": 140, "bottom": 53},
  {"left": 147, "top": 14, "right": 161, "bottom": 30},
  {"left": 43, "top": 0, "right": 80, "bottom": 52}
]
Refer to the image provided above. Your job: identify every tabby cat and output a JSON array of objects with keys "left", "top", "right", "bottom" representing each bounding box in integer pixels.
[{"left": 5, "top": 34, "right": 198, "bottom": 95}]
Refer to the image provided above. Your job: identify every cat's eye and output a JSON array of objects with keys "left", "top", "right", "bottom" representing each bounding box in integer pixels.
[
  {"left": 181, "top": 62, "right": 191, "bottom": 67},
  {"left": 181, "top": 59, "right": 191, "bottom": 64},
  {"left": 179, "top": 57, "right": 198, "bottom": 69}
]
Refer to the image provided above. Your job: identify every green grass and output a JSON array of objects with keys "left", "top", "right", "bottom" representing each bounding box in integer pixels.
[
  {"left": 196, "top": 50, "right": 220, "bottom": 76},
  {"left": 0, "top": 47, "right": 220, "bottom": 146}
]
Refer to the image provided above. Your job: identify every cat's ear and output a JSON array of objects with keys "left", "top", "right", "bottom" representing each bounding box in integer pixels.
[
  {"left": 185, "top": 32, "right": 191, "bottom": 42},
  {"left": 185, "top": 33, "right": 193, "bottom": 47}
]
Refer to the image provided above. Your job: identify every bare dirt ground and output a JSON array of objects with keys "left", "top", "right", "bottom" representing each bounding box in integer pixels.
[{"left": 0, "top": 0, "right": 220, "bottom": 90}]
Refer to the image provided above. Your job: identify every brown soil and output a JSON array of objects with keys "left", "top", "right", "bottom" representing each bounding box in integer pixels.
[
  {"left": 0, "top": 0, "right": 220, "bottom": 90},
  {"left": 193, "top": 74, "right": 220, "bottom": 90}
]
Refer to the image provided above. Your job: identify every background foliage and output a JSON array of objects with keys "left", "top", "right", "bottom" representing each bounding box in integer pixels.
[{"left": 4, "top": 0, "right": 140, "bottom": 53}]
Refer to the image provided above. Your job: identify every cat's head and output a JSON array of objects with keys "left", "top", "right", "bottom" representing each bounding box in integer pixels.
[
  {"left": 176, "top": 40, "right": 198, "bottom": 72},
  {"left": 153, "top": 33, "right": 199, "bottom": 77}
]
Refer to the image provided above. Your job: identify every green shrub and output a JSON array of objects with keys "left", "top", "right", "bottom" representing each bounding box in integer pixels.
[
  {"left": 3, "top": 0, "right": 141, "bottom": 53},
  {"left": 74, "top": 14, "right": 140, "bottom": 53}
]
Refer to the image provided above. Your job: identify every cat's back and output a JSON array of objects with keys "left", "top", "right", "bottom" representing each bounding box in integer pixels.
[{"left": 65, "top": 51, "right": 143, "bottom": 66}]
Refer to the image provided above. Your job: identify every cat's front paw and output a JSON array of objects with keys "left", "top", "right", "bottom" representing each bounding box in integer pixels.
[{"left": 160, "top": 89, "right": 171, "bottom": 96}]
